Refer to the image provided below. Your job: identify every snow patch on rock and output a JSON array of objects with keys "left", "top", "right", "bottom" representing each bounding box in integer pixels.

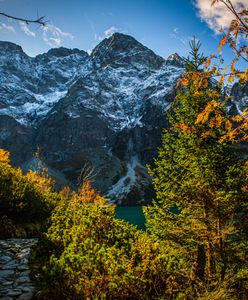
[
  {"left": 106, "top": 155, "right": 139, "bottom": 201},
  {"left": 0, "top": 90, "right": 67, "bottom": 126}
]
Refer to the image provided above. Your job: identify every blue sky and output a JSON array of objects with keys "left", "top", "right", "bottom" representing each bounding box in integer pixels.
[{"left": 0, "top": 0, "right": 247, "bottom": 69}]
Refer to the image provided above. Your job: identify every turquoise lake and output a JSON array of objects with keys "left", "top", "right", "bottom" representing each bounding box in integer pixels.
[{"left": 115, "top": 206, "right": 146, "bottom": 229}]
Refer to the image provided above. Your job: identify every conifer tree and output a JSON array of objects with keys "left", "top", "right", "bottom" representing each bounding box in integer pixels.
[{"left": 144, "top": 39, "right": 248, "bottom": 292}]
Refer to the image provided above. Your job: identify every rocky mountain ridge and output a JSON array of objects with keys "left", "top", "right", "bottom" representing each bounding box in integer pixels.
[{"left": 0, "top": 33, "right": 247, "bottom": 204}]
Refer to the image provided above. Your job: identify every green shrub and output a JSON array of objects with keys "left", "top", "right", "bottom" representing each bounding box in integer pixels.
[
  {"left": 0, "top": 148, "right": 60, "bottom": 237},
  {"left": 31, "top": 182, "right": 189, "bottom": 300}
]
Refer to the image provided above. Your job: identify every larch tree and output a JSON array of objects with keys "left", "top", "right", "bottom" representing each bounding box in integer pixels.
[{"left": 144, "top": 38, "right": 248, "bottom": 295}]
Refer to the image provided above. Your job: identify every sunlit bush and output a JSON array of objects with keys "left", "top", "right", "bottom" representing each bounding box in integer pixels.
[
  {"left": 0, "top": 148, "right": 60, "bottom": 237},
  {"left": 31, "top": 181, "right": 188, "bottom": 300}
]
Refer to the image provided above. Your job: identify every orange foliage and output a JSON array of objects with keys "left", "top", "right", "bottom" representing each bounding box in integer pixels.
[
  {"left": 219, "top": 74, "right": 225, "bottom": 85},
  {"left": 175, "top": 123, "right": 194, "bottom": 134},
  {"left": 0, "top": 149, "right": 10, "bottom": 165},
  {"left": 227, "top": 75, "right": 234, "bottom": 83},
  {"left": 225, "top": 120, "right": 232, "bottom": 131},
  {"left": 209, "top": 117, "right": 216, "bottom": 128},
  {"left": 232, "top": 115, "right": 243, "bottom": 122},
  {"left": 195, "top": 100, "right": 222, "bottom": 125},
  {"left": 175, "top": 69, "right": 248, "bottom": 143},
  {"left": 190, "top": 77, "right": 248, "bottom": 143},
  {"left": 185, "top": 1, "right": 248, "bottom": 143},
  {"left": 26, "top": 169, "right": 54, "bottom": 193},
  {"left": 218, "top": 35, "right": 227, "bottom": 52},
  {"left": 201, "top": 130, "right": 217, "bottom": 138},
  {"left": 215, "top": 114, "right": 223, "bottom": 128},
  {"left": 79, "top": 180, "right": 106, "bottom": 205},
  {"left": 220, "top": 112, "right": 248, "bottom": 143},
  {"left": 237, "top": 68, "right": 248, "bottom": 82}
]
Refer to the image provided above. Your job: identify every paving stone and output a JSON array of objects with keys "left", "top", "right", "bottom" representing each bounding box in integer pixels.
[
  {"left": 19, "top": 271, "right": 30, "bottom": 277},
  {"left": 0, "top": 257, "right": 12, "bottom": 263},
  {"left": 1, "top": 282, "right": 13, "bottom": 287},
  {"left": 7, "top": 289, "right": 22, "bottom": 297},
  {"left": 15, "top": 277, "right": 30, "bottom": 284},
  {"left": 16, "top": 266, "right": 29, "bottom": 271},
  {"left": 17, "top": 292, "right": 33, "bottom": 300},
  {"left": 20, "top": 287, "right": 34, "bottom": 293},
  {"left": 0, "top": 244, "right": 10, "bottom": 250},
  {"left": 1, "top": 261, "right": 19, "bottom": 270},
  {"left": 0, "top": 289, "right": 9, "bottom": 295},
  {"left": 18, "top": 259, "right": 28, "bottom": 265},
  {"left": 0, "top": 270, "right": 15, "bottom": 278},
  {"left": 0, "top": 239, "right": 37, "bottom": 299}
]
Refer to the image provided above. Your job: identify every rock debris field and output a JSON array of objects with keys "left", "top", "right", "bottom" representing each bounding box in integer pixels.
[{"left": 0, "top": 239, "right": 37, "bottom": 300}]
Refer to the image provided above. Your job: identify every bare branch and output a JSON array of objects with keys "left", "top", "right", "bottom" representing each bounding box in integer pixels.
[
  {"left": 0, "top": 12, "right": 47, "bottom": 26},
  {"left": 78, "top": 161, "right": 99, "bottom": 185}
]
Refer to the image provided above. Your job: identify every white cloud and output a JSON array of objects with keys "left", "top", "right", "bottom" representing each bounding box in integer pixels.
[
  {"left": 173, "top": 27, "right": 179, "bottom": 34},
  {"left": 19, "top": 21, "right": 36, "bottom": 37},
  {"left": 170, "top": 33, "right": 189, "bottom": 45},
  {"left": 98, "top": 26, "right": 119, "bottom": 41},
  {"left": 194, "top": 0, "right": 247, "bottom": 33},
  {"left": 170, "top": 28, "right": 191, "bottom": 45},
  {"left": 42, "top": 24, "right": 74, "bottom": 47},
  {"left": 88, "top": 26, "right": 127, "bottom": 53},
  {"left": 0, "top": 22, "right": 15, "bottom": 33}
]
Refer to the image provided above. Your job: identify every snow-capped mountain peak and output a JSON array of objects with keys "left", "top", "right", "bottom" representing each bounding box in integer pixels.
[
  {"left": 91, "top": 32, "right": 165, "bottom": 69},
  {"left": 0, "top": 33, "right": 183, "bottom": 129},
  {"left": 0, "top": 33, "right": 246, "bottom": 204}
]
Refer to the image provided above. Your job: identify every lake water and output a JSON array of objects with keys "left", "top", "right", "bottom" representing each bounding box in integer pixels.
[{"left": 115, "top": 206, "right": 146, "bottom": 229}]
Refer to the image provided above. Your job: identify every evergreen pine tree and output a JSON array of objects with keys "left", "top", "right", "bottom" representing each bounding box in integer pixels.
[{"left": 144, "top": 39, "right": 248, "bottom": 291}]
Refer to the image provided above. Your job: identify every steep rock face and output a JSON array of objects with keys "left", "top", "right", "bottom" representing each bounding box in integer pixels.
[
  {"left": 230, "top": 81, "right": 248, "bottom": 114},
  {"left": 228, "top": 82, "right": 248, "bottom": 159},
  {"left": 33, "top": 34, "right": 182, "bottom": 203},
  {"left": 0, "top": 115, "right": 33, "bottom": 164},
  {"left": 3, "top": 33, "right": 245, "bottom": 204},
  {"left": 35, "top": 94, "right": 124, "bottom": 193},
  {"left": 0, "top": 42, "right": 91, "bottom": 126},
  {"left": 34, "top": 47, "right": 91, "bottom": 94}
]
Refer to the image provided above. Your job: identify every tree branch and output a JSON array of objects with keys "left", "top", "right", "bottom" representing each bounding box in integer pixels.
[
  {"left": 0, "top": 12, "right": 47, "bottom": 26},
  {"left": 231, "top": 46, "right": 248, "bottom": 63},
  {"left": 220, "top": 0, "right": 248, "bottom": 31}
]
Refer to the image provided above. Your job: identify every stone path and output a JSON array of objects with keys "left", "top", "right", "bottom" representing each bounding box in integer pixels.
[{"left": 0, "top": 239, "right": 37, "bottom": 300}]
